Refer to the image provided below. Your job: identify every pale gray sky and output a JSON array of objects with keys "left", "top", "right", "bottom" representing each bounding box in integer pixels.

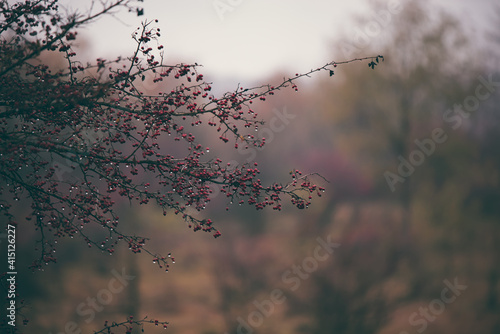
[{"left": 70, "top": 0, "right": 495, "bottom": 84}]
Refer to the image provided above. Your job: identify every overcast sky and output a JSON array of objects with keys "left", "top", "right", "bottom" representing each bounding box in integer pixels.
[{"left": 69, "top": 0, "right": 496, "bottom": 85}]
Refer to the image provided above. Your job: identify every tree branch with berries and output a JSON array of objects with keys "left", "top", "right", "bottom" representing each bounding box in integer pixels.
[{"left": 0, "top": 0, "right": 382, "bottom": 332}]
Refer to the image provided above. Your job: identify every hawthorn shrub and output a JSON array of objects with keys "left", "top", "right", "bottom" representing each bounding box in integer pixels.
[{"left": 0, "top": 0, "right": 381, "bottom": 331}]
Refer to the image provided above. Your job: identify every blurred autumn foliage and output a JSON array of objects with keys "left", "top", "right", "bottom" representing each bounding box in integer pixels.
[{"left": 3, "top": 2, "right": 500, "bottom": 334}]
